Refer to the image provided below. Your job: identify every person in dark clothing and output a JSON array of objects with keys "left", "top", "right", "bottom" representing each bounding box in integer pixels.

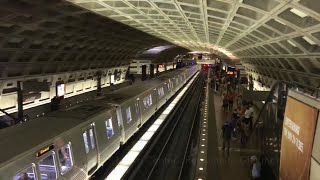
[
  {"left": 222, "top": 94, "right": 229, "bottom": 111},
  {"left": 50, "top": 96, "right": 61, "bottom": 111},
  {"left": 221, "top": 121, "right": 233, "bottom": 155}
]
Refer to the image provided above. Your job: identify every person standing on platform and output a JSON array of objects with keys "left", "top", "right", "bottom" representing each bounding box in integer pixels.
[
  {"left": 251, "top": 156, "right": 261, "bottom": 180},
  {"left": 244, "top": 103, "right": 254, "bottom": 130},
  {"left": 228, "top": 93, "right": 234, "bottom": 111},
  {"left": 222, "top": 94, "right": 229, "bottom": 112},
  {"left": 221, "top": 121, "right": 233, "bottom": 156}
]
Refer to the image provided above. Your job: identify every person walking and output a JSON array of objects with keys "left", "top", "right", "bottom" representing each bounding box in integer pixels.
[
  {"left": 228, "top": 93, "right": 234, "bottom": 111},
  {"left": 221, "top": 121, "right": 233, "bottom": 156},
  {"left": 222, "top": 94, "right": 229, "bottom": 112}
]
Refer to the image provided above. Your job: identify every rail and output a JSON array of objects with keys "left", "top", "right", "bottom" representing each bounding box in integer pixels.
[
  {"left": 146, "top": 73, "right": 203, "bottom": 180},
  {"left": 120, "top": 72, "right": 201, "bottom": 180},
  {"left": 177, "top": 74, "right": 204, "bottom": 180}
]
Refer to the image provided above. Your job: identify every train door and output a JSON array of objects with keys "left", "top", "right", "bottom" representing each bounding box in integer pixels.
[
  {"left": 153, "top": 88, "right": 158, "bottom": 111},
  {"left": 82, "top": 123, "right": 98, "bottom": 175},
  {"left": 135, "top": 99, "right": 142, "bottom": 128}
]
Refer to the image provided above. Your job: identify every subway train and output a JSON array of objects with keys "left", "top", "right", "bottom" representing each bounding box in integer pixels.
[{"left": 0, "top": 66, "right": 198, "bottom": 180}]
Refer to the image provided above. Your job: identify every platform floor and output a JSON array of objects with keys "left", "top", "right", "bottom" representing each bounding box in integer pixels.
[{"left": 207, "top": 89, "right": 260, "bottom": 180}]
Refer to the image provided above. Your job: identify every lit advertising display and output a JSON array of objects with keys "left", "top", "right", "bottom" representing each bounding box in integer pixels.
[
  {"left": 56, "top": 83, "right": 65, "bottom": 97},
  {"left": 280, "top": 97, "right": 318, "bottom": 180},
  {"left": 110, "top": 74, "right": 115, "bottom": 84}
]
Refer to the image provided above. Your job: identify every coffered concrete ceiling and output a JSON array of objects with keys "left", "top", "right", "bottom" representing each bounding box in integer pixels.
[{"left": 68, "top": 0, "right": 320, "bottom": 88}]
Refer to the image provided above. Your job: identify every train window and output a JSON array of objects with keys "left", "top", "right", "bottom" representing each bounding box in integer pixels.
[
  {"left": 58, "top": 144, "right": 73, "bottom": 175},
  {"left": 175, "top": 78, "right": 179, "bottom": 85},
  {"left": 89, "top": 128, "right": 95, "bottom": 150},
  {"left": 116, "top": 109, "right": 122, "bottom": 127},
  {"left": 158, "top": 87, "right": 164, "bottom": 97},
  {"left": 105, "top": 118, "right": 114, "bottom": 139},
  {"left": 39, "top": 153, "right": 57, "bottom": 180},
  {"left": 135, "top": 100, "right": 140, "bottom": 115},
  {"left": 126, "top": 107, "right": 132, "bottom": 123},
  {"left": 13, "top": 164, "right": 36, "bottom": 180},
  {"left": 143, "top": 94, "right": 152, "bottom": 109},
  {"left": 82, "top": 132, "right": 90, "bottom": 154}
]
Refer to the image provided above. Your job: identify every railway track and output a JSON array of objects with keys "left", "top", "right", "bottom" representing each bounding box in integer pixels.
[{"left": 123, "top": 72, "right": 205, "bottom": 180}]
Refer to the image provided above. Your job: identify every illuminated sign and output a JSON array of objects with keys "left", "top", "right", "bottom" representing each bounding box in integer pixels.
[
  {"left": 56, "top": 83, "right": 65, "bottom": 97},
  {"left": 36, "top": 145, "right": 54, "bottom": 157},
  {"left": 110, "top": 75, "right": 115, "bottom": 84}
]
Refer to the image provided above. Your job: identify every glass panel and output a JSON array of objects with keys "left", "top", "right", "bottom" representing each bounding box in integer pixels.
[
  {"left": 13, "top": 165, "right": 36, "bottom": 180},
  {"left": 105, "top": 118, "right": 114, "bottom": 139},
  {"left": 143, "top": 94, "right": 153, "bottom": 109},
  {"left": 82, "top": 132, "right": 89, "bottom": 154},
  {"left": 126, "top": 107, "right": 132, "bottom": 123},
  {"left": 39, "top": 154, "right": 57, "bottom": 180},
  {"left": 135, "top": 101, "right": 140, "bottom": 114},
  {"left": 58, "top": 144, "right": 73, "bottom": 175},
  {"left": 89, "top": 128, "right": 95, "bottom": 150},
  {"left": 158, "top": 87, "right": 164, "bottom": 97},
  {"left": 116, "top": 109, "right": 122, "bottom": 127}
]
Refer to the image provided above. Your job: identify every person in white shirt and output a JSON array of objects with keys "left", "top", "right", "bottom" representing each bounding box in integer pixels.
[{"left": 244, "top": 103, "right": 254, "bottom": 130}]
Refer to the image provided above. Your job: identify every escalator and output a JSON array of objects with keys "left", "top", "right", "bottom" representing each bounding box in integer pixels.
[{"left": 244, "top": 81, "right": 289, "bottom": 179}]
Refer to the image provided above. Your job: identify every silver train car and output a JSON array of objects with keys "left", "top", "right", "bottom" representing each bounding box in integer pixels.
[{"left": 0, "top": 66, "right": 197, "bottom": 180}]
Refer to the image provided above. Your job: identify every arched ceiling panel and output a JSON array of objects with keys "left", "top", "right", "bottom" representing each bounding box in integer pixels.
[
  {"left": 67, "top": 0, "right": 320, "bottom": 88},
  {"left": 0, "top": 0, "right": 177, "bottom": 79}
]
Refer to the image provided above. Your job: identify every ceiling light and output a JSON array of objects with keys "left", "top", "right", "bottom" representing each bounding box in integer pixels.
[
  {"left": 287, "top": 40, "right": 297, "bottom": 47},
  {"left": 290, "top": 8, "right": 308, "bottom": 18},
  {"left": 302, "top": 36, "right": 316, "bottom": 45}
]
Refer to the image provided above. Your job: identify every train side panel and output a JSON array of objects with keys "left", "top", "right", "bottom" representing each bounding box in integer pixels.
[
  {"left": 0, "top": 128, "right": 88, "bottom": 180},
  {"left": 93, "top": 109, "right": 121, "bottom": 166},
  {"left": 119, "top": 99, "right": 141, "bottom": 143}
]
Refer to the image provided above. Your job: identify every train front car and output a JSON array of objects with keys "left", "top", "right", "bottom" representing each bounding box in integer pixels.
[{"left": 0, "top": 101, "right": 120, "bottom": 180}]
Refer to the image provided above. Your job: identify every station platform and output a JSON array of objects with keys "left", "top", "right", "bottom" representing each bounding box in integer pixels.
[{"left": 206, "top": 89, "right": 260, "bottom": 180}]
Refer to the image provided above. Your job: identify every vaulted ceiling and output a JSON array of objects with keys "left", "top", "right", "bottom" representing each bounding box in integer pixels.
[
  {"left": 68, "top": 0, "right": 320, "bottom": 88},
  {"left": 0, "top": 0, "right": 177, "bottom": 80},
  {"left": 1, "top": 0, "right": 320, "bottom": 88}
]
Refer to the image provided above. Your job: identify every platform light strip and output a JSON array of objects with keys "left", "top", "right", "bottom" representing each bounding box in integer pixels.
[
  {"left": 106, "top": 72, "right": 199, "bottom": 180},
  {"left": 197, "top": 70, "right": 210, "bottom": 180}
]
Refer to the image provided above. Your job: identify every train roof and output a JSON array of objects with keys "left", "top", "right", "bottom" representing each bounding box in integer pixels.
[
  {"left": 100, "top": 67, "right": 190, "bottom": 103},
  {"left": 0, "top": 66, "right": 193, "bottom": 166},
  {"left": 0, "top": 100, "right": 114, "bottom": 166}
]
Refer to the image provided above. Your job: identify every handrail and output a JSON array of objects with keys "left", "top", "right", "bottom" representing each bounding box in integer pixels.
[{"left": 251, "top": 80, "right": 284, "bottom": 131}]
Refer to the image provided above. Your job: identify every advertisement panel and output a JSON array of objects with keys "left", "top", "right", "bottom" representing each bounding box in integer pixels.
[{"left": 280, "top": 97, "right": 318, "bottom": 180}]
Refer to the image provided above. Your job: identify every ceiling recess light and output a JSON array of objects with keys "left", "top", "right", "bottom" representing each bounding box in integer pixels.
[
  {"left": 275, "top": 19, "right": 286, "bottom": 25},
  {"left": 302, "top": 36, "right": 316, "bottom": 45},
  {"left": 290, "top": 8, "right": 308, "bottom": 18},
  {"left": 287, "top": 40, "right": 297, "bottom": 47}
]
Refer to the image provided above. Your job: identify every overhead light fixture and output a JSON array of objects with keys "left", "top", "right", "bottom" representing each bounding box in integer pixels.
[
  {"left": 287, "top": 40, "right": 297, "bottom": 47},
  {"left": 302, "top": 36, "right": 316, "bottom": 45},
  {"left": 290, "top": 8, "right": 308, "bottom": 18}
]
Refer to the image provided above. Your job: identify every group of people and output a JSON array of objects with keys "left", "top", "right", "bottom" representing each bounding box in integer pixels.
[{"left": 215, "top": 74, "right": 260, "bottom": 179}]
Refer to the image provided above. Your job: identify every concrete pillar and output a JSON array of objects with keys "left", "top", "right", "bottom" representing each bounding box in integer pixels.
[
  {"left": 141, "top": 65, "right": 147, "bottom": 81},
  {"left": 150, "top": 64, "right": 154, "bottom": 78}
]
